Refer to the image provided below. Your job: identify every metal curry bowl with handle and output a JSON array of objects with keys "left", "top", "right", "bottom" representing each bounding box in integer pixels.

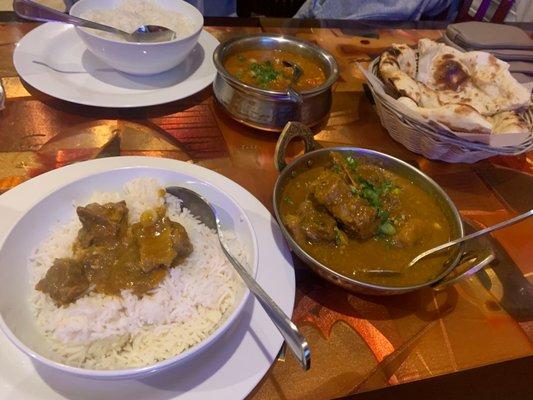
[
  {"left": 212, "top": 34, "right": 339, "bottom": 132},
  {"left": 272, "top": 122, "right": 495, "bottom": 296}
]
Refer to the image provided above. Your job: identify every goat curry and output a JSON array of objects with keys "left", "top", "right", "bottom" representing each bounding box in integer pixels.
[{"left": 280, "top": 152, "right": 453, "bottom": 287}]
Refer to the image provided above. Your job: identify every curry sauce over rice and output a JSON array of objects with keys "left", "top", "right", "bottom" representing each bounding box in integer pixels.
[{"left": 36, "top": 202, "right": 193, "bottom": 306}]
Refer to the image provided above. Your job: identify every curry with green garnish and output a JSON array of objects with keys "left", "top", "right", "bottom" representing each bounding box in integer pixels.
[
  {"left": 279, "top": 152, "right": 453, "bottom": 287},
  {"left": 224, "top": 49, "right": 326, "bottom": 91}
]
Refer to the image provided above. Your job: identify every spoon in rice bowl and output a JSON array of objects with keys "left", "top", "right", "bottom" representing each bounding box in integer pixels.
[
  {"left": 14, "top": 0, "right": 176, "bottom": 43},
  {"left": 166, "top": 186, "right": 311, "bottom": 371}
]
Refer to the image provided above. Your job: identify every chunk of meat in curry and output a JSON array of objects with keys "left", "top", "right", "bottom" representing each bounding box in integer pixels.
[
  {"left": 75, "top": 201, "right": 128, "bottom": 248},
  {"left": 35, "top": 258, "right": 89, "bottom": 306},
  {"left": 36, "top": 202, "right": 193, "bottom": 306},
  {"left": 133, "top": 208, "right": 193, "bottom": 273},
  {"left": 285, "top": 199, "right": 338, "bottom": 243},
  {"left": 312, "top": 170, "right": 380, "bottom": 239},
  {"left": 392, "top": 218, "right": 429, "bottom": 248}
]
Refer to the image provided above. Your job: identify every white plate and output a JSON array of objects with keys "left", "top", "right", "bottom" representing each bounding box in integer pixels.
[
  {"left": 0, "top": 157, "right": 295, "bottom": 399},
  {"left": 13, "top": 24, "right": 218, "bottom": 108}
]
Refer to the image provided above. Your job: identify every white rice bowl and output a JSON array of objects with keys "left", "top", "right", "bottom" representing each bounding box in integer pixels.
[
  {"left": 27, "top": 178, "right": 248, "bottom": 371},
  {"left": 68, "top": 0, "right": 204, "bottom": 75}
]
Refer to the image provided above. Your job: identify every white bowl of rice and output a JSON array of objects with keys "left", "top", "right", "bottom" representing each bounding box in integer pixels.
[
  {"left": 69, "top": 0, "right": 204, "bottom": 75},
  {"left": 0, "top": 169, "right": 257, "bottom": 379}
]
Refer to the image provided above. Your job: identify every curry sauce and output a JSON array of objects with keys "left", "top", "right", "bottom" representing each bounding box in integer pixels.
[{"left": 224, "top": 49, "right": 326, "bottom": 91}]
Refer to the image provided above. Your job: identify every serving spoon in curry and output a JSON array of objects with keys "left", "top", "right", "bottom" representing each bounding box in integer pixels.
[
  {"left": 406, "top": 209, "right": 532, "bottom": 269},
  {"left": 14, "top": 0, "right": 176, "bottom": 43},
  {"left": 282, "top": 60, "right": 303, "bottom": 104},
  {"left": 166, "top": 187, "right": 311, "bottom": 371},
  {"left": 364, "top": 209, "right": 532, "bottom": 276}
]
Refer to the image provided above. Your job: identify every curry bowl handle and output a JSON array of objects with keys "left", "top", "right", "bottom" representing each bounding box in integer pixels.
[
  {"left": 431, "top": 248, "right": 495, "bottom": 291},
  {"left": 275, "top": 121, "right": 319, "bottom": 172}
]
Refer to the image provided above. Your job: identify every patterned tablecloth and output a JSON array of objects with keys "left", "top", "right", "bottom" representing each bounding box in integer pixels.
[{"left": 0, "top": 16, "right": 532, "bottom": 400}]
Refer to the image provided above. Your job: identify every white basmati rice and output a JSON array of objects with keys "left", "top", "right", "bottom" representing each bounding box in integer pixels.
[
  {"left": 80, "top": 0, "right": 195, "bottom": 41},
  {"left": 29, "top": 178, "right": 246, "bottom": 370}
]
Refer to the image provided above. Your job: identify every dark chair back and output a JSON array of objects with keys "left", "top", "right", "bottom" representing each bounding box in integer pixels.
[
  {"left": 456, "top": 0, "right": 515, "bottom": 22},
  {"left": 236, "top": 0, "right": 306, "bottom": 17}
]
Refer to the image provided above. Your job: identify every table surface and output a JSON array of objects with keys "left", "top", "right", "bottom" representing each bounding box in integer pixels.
[{"left": 0, "top": 14, "right": 532, "bottom": 400}]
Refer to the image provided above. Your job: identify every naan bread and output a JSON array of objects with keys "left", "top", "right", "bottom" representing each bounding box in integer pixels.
[
  {"left": 397, "top": 97, "right": 492, "bottom": 134},
  {"left": 377, "top": 39, "right": 532, "bottom": 137},
  {"left": 465, "top": 52, "right": 531, "bottom": 112},
  {"left": 416, "top": 39, "right": 531, "bottom": 116},
  {"left": 391, "top": 44, "right": 417, "bottom": 78},
  {"left": 489, "top": 111, "right": 529, "bottom": 134},
  {"left": 416, "top": 38, "right": 467, "bottom": 91},
  {"left": 418, "top": 82, "right": 442, "bottom": 108},
  {"left": 378, "top": 47, "right": 421, "bottom": 102},
  {"left": 396, "top": 96, "right": 418, "bottom": 109}
]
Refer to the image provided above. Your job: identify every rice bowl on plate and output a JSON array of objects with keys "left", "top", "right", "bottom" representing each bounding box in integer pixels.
[
  {"left": 69, "top": 0, "right": 204, "bottom": 75},
  {"left": 79, "top": 0, "right": 196, "bottom": 42},
  {"left": 0, "top": 168, "right": 258, "bottom": 379}
]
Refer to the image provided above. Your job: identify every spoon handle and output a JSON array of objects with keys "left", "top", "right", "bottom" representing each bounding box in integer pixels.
[
  {"left": 409, "top": 209, "right": 533, "bottom": 268},
  {"left": 13, "top": 0, "right": 127, "bottom": 35},
  {"left": 219, "top": 244, "right": 311, "bottom": 370}
]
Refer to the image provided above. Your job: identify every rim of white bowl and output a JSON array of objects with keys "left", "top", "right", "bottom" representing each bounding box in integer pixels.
[
  {"left": 0, "top": 166, "right": 259, "bottom": 379},
  {"left": 69, "top": 0, "right": 205, "bottom": 47}
]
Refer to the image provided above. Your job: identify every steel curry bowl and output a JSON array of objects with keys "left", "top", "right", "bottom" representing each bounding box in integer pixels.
[
  {"left": 272, "top": 122, "right": 494, "bottom": 295},
  {"left": 212, "top": 34, "right": 339, "bottom": 132}
]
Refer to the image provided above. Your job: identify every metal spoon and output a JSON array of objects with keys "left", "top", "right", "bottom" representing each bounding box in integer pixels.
[
  {"left": 166, "top": 186, "right": 311, "bottom": 371},
  {"left": 361, "top": 210, "right": 533, "bottom": 276},
  {"left": 407, "top": 209, "right": 533, "bottom": 269},
  {"left": 14, "top": 0, "right": 176, "bottom": 43},
  {"left": 282, "top": 60, "right": 303, "bottom": 104},
  {"left": 360, "top": 248, "right": 494, "bottom": 278}
]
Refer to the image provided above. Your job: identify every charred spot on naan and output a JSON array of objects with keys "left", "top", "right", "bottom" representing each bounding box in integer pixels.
[
  {"left": 387, "top": 47, "right": 401, "bottom": 57},
  {"left": 454, "top": 104, "right": 477, "bottom": 116},
  {"left": 433, "top": 57, "right": 469, "bottom": 92},
  {"left": 379, "top": 45, "right": 418, "bottom": 78},
  {"left": 488, "top": 55, "right": 499, "bottom": 67},
  {"left": 386, "top": 73, "right": 421, "bottom": 102}
]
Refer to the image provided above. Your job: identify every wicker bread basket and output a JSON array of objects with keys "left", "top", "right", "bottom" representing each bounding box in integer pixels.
[{"left": 362, "top": 58, "right": 533, "bottom": 163}]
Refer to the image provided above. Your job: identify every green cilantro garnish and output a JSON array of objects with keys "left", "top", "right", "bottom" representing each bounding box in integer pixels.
[
  {"left": 334, "top": 226, "right": 345, "bottom": 246},
  {"left": 362, "top": 187, "right": 380, "bottom": 207},
  {"left": 249, "top": 61, "right": 280, "bottom": 87},
  {"left": 345, "top": 156, "right": 358, "bottom": 170},
  {"left": 380, "top": 180, "right": 395, "bottom": 196},
  {"left": 283, "top": 196, "right": 294, "bottom": 205},
  {"left": 377, "top": 209, "right": 389, "bottom": 221},
  {"left": 379, "top": 221, "right": 396, "bottom": 236}
]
